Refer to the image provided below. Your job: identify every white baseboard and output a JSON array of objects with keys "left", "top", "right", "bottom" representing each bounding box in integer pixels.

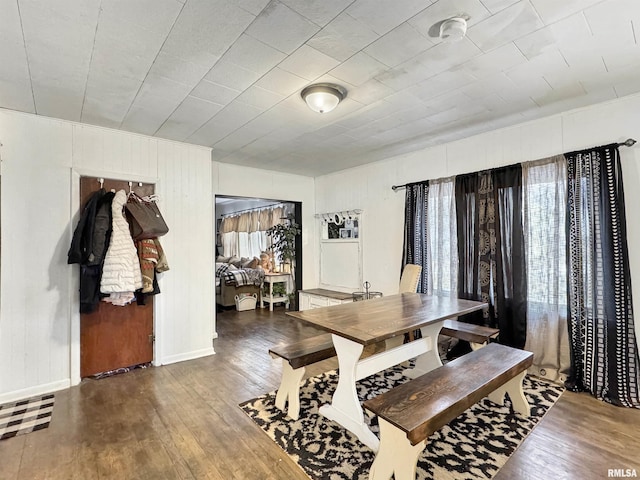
[
  {"left": 158, "top": 347, "right": 215, "bottom": 366},
  {"left": 0, "top": 379, "right": 70, "bottom": 404}
]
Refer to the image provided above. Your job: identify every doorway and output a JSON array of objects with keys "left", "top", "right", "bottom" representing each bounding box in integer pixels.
[
  {"left": 215, "top": 196, "right": 303, "bottom": 305},
  {"left": 79, "top": 177, "right": 155, "bottom": 378}
]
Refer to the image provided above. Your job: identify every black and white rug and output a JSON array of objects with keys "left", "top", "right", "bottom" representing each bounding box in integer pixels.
[
  {"left": 0, "top": 394, "right": 55, "bottom": 440},
  {"left": 240, "top": 366, "right": 563, "bottom": 480}
]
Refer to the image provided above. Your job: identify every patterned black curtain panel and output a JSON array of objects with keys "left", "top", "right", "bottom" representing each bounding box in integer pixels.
[
  {"left": 455, "top": 167, "right": 527, "bottom": 349},
  {"left": 402, "top": 182, "right": 430, "bottom": 293},
  {"left": 565, "top": 144, "right": 640, "bottom": 407}
]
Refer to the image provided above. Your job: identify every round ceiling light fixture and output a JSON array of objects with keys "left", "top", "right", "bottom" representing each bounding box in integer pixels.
[
  {"left": 439, "top": 17, "right": 468, "bottom": 42},
  {"left": 301, "top": 83, "right": 346, "bottom": 114}
]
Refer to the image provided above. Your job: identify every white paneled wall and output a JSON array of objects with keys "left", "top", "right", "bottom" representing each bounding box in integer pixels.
[
  {"left": 157, "top": 142, "right": 214, "bottom": 364},
  {"left": 212, "top": 162, "right": 317, "bottom": 290},
  {"left": 315, "top": 93, "right": 640, "bottom": 344},
  {"left": 0, "top": 112, "right": 73, "bottom": 401},
  {"left": 0, "top": 109, "right": 214, "bottom": 403}
]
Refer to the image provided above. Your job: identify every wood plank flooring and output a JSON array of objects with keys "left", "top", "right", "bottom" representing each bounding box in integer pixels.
[{"left": 1, "top": 307, "right": 638, "bottom": 479}]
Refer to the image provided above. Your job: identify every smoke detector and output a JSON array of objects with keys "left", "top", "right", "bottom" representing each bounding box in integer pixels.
[{"left": 439, "top": 17, "right": 467, "bottom": 42}]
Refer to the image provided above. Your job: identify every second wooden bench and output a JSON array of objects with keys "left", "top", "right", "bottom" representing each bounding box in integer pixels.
[
  {"left": 440, "top": 319, "right": 499, "bottom": 350},
  {"left": 363, "top": 343, "right": 533, "bottom": 480},
  {"left": 269, "top": 334, "right": 336, "bottom": 420}
]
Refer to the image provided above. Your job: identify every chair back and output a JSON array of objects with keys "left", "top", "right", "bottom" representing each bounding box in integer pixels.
[{"left": 399, "top": 264, "right": 422, "bottom": 293}]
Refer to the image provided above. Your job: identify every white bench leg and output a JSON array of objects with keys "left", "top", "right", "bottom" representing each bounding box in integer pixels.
[
  {"left": 274, "top": 361, "right": 305, "bottom": 420},
  {"left": 486, "top": 370, "right": 530, "bottom": 417},
  {"left": 369, "top": 418, "right": 425, "bottom": 480}
]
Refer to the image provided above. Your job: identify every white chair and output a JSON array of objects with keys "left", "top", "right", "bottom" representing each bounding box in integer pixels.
[
  {"left": 399, "top": 264, "right": 422, "bottom": 293},
  {"left": 387, "top": 264, "right": 423, "bottom": 350}
]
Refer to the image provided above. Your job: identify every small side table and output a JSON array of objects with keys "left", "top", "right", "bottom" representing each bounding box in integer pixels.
[{"left": 261, "top": 273, "right": 292, "bottom": 311}]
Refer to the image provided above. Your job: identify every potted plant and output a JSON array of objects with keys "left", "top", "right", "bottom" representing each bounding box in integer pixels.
[{"left": 266, "top": 214, "right": 301, "bottom": 306}]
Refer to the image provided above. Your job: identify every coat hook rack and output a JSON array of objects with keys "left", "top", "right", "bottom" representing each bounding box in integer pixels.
[{"left": 99, "top": 178, "right": 104, "bottom": 188}]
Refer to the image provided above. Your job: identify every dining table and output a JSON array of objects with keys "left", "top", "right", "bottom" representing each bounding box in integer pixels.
[{"left": 286, "top": 293, "right": 487, "bottom": 451}]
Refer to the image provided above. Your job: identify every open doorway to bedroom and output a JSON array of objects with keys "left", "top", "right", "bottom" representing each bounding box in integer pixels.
[{"left": 214, "top": 195, "right": 302, "bottom": 313}]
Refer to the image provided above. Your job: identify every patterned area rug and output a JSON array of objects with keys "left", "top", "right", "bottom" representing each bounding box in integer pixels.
[
  {"left": 240, "top": 366, "right": 563, "bottom": 480},
  {"left": 0, "top": 394, "right": 55, "bottom": 440}
]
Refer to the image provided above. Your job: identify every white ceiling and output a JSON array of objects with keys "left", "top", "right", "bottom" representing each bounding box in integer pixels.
[{"left": 2, "top": 0, "right": 638, "bottom": 176}]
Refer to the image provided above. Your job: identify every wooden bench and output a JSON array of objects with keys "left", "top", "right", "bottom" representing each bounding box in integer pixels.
[
  {"left": 440, "top": 319, "right": 499, "bottom": 350},
  {"left": 269, "top": 334, "right": 336, "bottom": 420},
  {"left": 363, "top": 343, "right": 533, "bottom": 480}
]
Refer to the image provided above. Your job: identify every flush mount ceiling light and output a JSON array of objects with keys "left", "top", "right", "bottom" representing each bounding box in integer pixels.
[
  {"left": 439, "top": 17, "right": 468, "bottom": 42},
  {"left": 301, "top": 83, "right": 346, "bottom": 114}
]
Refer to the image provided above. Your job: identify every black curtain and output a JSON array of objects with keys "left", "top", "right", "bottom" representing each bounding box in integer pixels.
[
  {"left": 455, "top": 166, "right": 527, "bottom": 348},
  {"left": 402, "top": 182, "right": 429, "bottom": 293},
  {"left": 565, "top": 144, "right": 640, "bottom": 407}
]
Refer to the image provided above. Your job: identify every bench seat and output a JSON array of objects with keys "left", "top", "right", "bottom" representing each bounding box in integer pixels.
[
  {"left": 269, "top": 334, "right": 336, "bottom": 420},
  {"left": 440, "top": 319, "right": 499, "bottom": 350},
  {"left": 363, "top": 343, "right": 533, "bottom": 480}
]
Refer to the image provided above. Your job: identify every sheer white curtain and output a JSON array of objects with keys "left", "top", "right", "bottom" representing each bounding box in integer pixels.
[
  {"left": 427, "top": 177, "right": 458, "bottom": 297},
  {"left": 522, "top": 155, "right": 570, "bottom": 383}
]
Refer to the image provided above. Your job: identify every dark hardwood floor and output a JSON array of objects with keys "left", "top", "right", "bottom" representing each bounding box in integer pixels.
[{"left": 1, "top": 307, "right": 638, "bottom": 479}]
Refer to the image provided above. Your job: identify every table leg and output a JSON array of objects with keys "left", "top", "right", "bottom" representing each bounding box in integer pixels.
[
  {"left": 403, "top": 322, "right": 443, "bottom": 379},
  {"left": 318, "top": 334, "right": 380, "bottom": 452},
  {"left": 260, "top": 280, "right": 264, "bottom": 308},
  {"left": 269, "top": 280, "right": 274, "bottom": 312}
]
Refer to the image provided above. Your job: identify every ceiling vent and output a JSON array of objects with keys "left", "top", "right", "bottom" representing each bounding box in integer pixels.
[{"left": 439, "top": 17, "right": 467, "bottom": 42}]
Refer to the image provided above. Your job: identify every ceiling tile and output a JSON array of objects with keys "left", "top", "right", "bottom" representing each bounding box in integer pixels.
[
  {"left": 81, "top": 73, "right": 142, "bottom": 126},
  {"left": 219, "top": 34, "right": 287, "bottom": 76},
  {"left": 466, "top": 0, "right": 544, "bottom": 52},
  {"left": 376, "top": 37, "right": 481, "bottom": 90},
  {"left": 531, "top": 82, "right": 586, "bottom": 107},
  {"left": 345, "top": 0, "right": 434, "bottom": 35},
  {"left": 254, "top": 67, "right": 309, "bottom": 96},
  {"left": 188, "top": 101, "right": 263, "bottom": 145},
  {"left": 478, "top": 0, "right": 520, "bottom": 14},
  {"left": 364, "top": 23, "right": 435, "bottom": 68},
  {"left": 134, "top": 74, "right": 193, "bottom": 111},
  {"left": 529, "top": 0, "right": 603, "bottom": 25},
  {"left": 161, "top": 0, "right": 256, "bottom": 64},
  {"left": 191, "top": 80, "right": 241, "bottom": 104},
  {"left": 120, "top": 105, "right": 169, "bottom": 136},
  {"left": 452, "top": 42, "right": 527, "bottom": 79},
  {"left": 204, "top": 60, "right": 262, "bottom": 91},
  {"left": 279, "top": 0, "right": 355, "bottom": 27},
  {"left": 347, "top": 79, "right": 395, "bottom": 104},
  {"left": 514, "top": 13, "right": 591, "bottom": 60},
  {"left": 99, "top": 0, "right": 182, "bottom": 34},
  {"left": 307, "top": 12, "right": 380, "bottom": 61},
  {"left": 236, "top": 0, "right": 271, "bottom": 16},
  {"left": 245, "top": 1, "right": 320, "bottom": 54},
  {"left": 148, "top": 52, "right": 212, "bottom": 87},
  {"left": 329, "top": 52, "right": 388, "bottom": 86},
  {"left": 234, "top": 85, "right": 285, "bottom": 109},
  {"left": 0, "top": 1, "right": 34, "bottom": 112},
  {"left": 155, "top": 95, "right": 224, "bottom": 141},
  {"left": 407, "top": 70, "right": 477, "bottom": 102},
  {"left": 277, "top": 45, "right": 341, "bottom": 80}
]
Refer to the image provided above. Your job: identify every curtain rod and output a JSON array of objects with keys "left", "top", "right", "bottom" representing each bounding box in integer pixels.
[
  {"left": 220, "top": 202, "right": 286, "bottom": 217},
  {"left": 390, "top": 137, "right": 637, "bottom": 191}
]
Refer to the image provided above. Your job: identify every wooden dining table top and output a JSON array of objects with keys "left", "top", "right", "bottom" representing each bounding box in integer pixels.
[{"left": 286, "top": 293, "right": 487, "bottom": 346}]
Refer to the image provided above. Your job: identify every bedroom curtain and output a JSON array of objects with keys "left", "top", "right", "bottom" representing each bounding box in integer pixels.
[
  {"left": 220, "top": 205, "right": 287, "bottom": 258},
  {"left": 455, "top": 166, "right": 527, "bottom": 348},
  {"left": 565, "top": 144, "right": 640, "bottom": 407},
  {"left": 402, "top": 182, "right": 430, "bottom": 293},
  {"left": 522, "top": 156, "right": 570, "bottom": 383}
]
